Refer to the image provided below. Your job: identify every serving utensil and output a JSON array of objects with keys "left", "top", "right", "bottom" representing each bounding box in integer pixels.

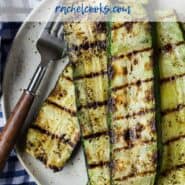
[{"left": 0, "top": 14, "right": 67, "bottom": 170}]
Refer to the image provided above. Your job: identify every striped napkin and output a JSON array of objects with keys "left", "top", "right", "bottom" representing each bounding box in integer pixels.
[{"left": 0, "top": 1, "right": 41, "bottom": 184}]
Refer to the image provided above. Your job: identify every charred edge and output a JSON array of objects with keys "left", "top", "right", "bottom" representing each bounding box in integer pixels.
[
  {"left": 112, "top": 78, "right": 153, "bottom": 91},
  {"left": 36, "top": 155, "right": 47, "bottom": 165},
  {"left": 114, "top": 170, "right": 155, "bottom": 182},
  {"left": 48, "top": 165, "right": 63, "bottom": 172},
  {"left": 88, "top": 161, "right": 110, "bottom": 169},
  {"left": 84, "top": 131, "right": 108, "bottom": 140},
  {"left": 161, "top": 164, "right": 185, "bottom": 177},
  {"left": 162, "top": 103, "right": 185, "bottom": 116},
  {"left": 74, "top": 70, "right": 108, "bottom": 81},
  {"left": 46, "top": 100, "right": 76, "bottom": 117},
  {"left": 164, "top": 134, "right": 185, "bottom": 145},
  {"left": 160, "top": 72, "right": 185, "bottom": 84},
  {"left": 111, "top": 47, "right": 152, "bottom": 61},
  {"left": 31, "top": 125, "right": 75, "bottom": 148},
  {"left": 113, "top": 139, "right": 156, "bottom": 152},
  {"left": 160, "top": 41, "right": 185, "bottom": 53},
  {"left": 69, "top": 40, "right": 106, "bottom": 51},
  {"left": 111, "top": 20, "right": 148, "bottom": 30},
  {"left": 78, "top": 100, "right": 108, "bottom": 110},
  {"left": 114, "top": 108, "right": 155, "bottom": 121}
]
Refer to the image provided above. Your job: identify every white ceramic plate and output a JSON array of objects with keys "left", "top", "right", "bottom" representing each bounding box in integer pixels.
[
  {"left": 2, "top": 0, "right": 87, "bottom": 185},
  {"left": 2, "top": 0, "right": 185, "bottom": 185}
]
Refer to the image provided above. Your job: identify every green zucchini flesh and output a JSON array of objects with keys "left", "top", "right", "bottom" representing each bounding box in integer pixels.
[
  {"left": 109, "top": 5, "right": 157, "bottom": 185},
  {"left": 64, "top": 22, "right": 111, "bottom": 185},
  {"left": 156, "top": 11, "right": 185, "bottom": 185},
  {"left": 25, "top": 65, "right": 80, "bottom": 171}
]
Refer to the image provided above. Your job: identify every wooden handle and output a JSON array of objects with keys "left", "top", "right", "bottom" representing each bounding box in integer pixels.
[{"left": 0, "top": 90, "right": 34, "bottom": 171}]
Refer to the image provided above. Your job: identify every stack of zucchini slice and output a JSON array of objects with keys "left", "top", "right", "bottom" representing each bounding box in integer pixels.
[
  {"left": 109, "top": 4, "right": 157, "bottom": 185},
  {"left": 25, "top": 3, "right": 185, "bottom": 185},
  {"left": 64, "top": 22, "right": 111, "bottom": 185},
  {"left": 26, "top": 65, "right": 80, "bottom": 171},
  {"left": 156, "top": 11, "right": 185, "bottom": 185}
]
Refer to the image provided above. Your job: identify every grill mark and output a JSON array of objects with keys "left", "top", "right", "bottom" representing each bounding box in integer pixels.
[
  {"left": 160, "top": 72, "right": 185, "bottom": 84},
  {"left": 114, "top": 108, "right": 155, "bottom": 121},
  {"left": 63, "top": 75, "right": 73, "bottom": 82},
  {"left": 69, "top": 40, "right": 106, "bottom": 51},
  {"left": 162, "top": 104, "right": 185, "bottom": 116},
  {"left": 78, "top": 100, "right": 107, "bottom": 110},
  {"left": 114, "top": 170, "right": 155, "bottom": 182},
  {"left": 112, "top": 22, "right": 135, "bottom": 31},
  {"left": 114, "top": 123, "right": 151, "bottom": 141},
  {"left": 113, "top": 139, "right": 156, "bottom": 152},
  {"left": 111, "top": 47, "right": 152, "bottom": 61},
  {"left": 31, "top": 125, "right": 75, "bottom": 148},
  {"left": 161, "top": 164, "right": 185, "bottom": 177},
  {"left": 74, "top": 70, "right": 108, "bottom": 81},
  {"left": 46, "top": 100, "right": 76, "bottom": 117},
  {"left": 112, "top": 78, "right": 153, "bottom": 91},
  {"left": 111, "top": 20, "right": 148, "bottom": 30},
  {"left": 88, "top": 161, "right": 110, "bottom": 169},
  {"left": 160, "top": 41, "right": 185, "bottom": 53},
  {"left": 164, "top": 134, "right": 185, "bottom": 145},
  {"left": 84, "top": 131, "right": 108, "bottom": 140},
  {"left": 123, "top": 22, "right": 134, "bottom": 32},
  {"left": 36, "top": 156, "right": 64, "bottom": 172},
  {"left": 95, "top": 22, "right": 107, "bottom": 33}
]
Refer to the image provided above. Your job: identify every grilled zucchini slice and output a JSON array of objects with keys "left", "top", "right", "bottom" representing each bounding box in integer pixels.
[
  {"left": 109, "top": 6, "right": 157, "bottom": 185},
  {"left": 156, "top": 11, "right": 185, "bottom": 185},
  {"left": 64, "top": 22, "right": 111, "bottom": 185},
  {"left": 25, "top": 65, "right": 80, "bottom": 171}
]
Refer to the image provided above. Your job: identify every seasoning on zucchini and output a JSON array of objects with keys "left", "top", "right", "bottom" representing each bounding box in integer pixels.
[
  {"left": 25, "top": 65, "right": 80, "bottom": 171},
  {"left": 64, "top": 22, "right": 111, "bottom": 185},
  {"left": 109, "top": 5, "right": 157, "bottom": 185},
  {"left": 156, "top": 10, "right": 185, "bottom": 185}
]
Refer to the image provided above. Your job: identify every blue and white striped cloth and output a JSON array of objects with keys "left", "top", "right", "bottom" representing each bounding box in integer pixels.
[{"left": 0, "top": 1, "right": 41, "bottom": 184}]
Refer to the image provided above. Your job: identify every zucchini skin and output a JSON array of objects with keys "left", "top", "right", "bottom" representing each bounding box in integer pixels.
[
  {"left": 182, "top": 23, "right": 185, "bottom": 35},
  {"left": 25, "top": 65, "right": 80, "bottom": 171},
  {"left": 110, "top": 6, "right": 157, "bottom": 185},
  {"left": 156, "top": 11, "right": 185, "bottom": 185},
  {"left": 64, "top": 22, "right": 111, "bottom": 185}
]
